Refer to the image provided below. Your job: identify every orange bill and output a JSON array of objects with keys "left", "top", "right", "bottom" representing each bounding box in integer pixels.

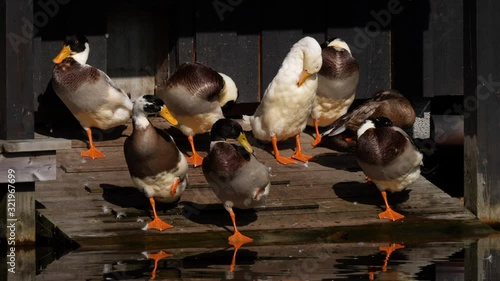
[
  {"left": 53, "top": 45, "right": 71, "bottom": 64},
  {"left": 297, "top": 69, "right": 312, "bottom": 87},
  {"left": 160, "top": 106, "right": 178, "bottom": 126}
]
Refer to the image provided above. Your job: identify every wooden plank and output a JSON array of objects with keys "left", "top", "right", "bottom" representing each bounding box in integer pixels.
[
  {"left": 464, "top": 0, "right": 500, "bottom": 221},
  {"left": 0, "top": 138, "right": 71, "bottom": 153},
  {"left": 391, "top": 0, "right": 430, "bottom": 101},
  {"left": 326, "top": 0, "right": 391, "bottom": 99},
  {"left": 422, "top": 0, "right": 464, "bottom": 97},
  {"left": 260, "top": 0, "right": 304, "bottom": 97},
  {"left": 0, "top": 152, "right": 56, "bottom": 183},
  {"left": 194, "top": 0, "right": 260, "bottom": 104},
  {"left": 0, "top": 0, "right": 34, "bottom": 140},
  {"left": 106, "top": 1, "right": 156, "bottom": 101}
]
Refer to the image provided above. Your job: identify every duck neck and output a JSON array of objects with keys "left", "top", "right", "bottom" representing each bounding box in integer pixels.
[{"left": 132, "top": 113, "right": 151, "bottom": 130}]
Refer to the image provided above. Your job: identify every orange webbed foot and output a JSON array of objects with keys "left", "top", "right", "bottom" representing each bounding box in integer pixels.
[
  {"left": 147, "top": 217, "right": 173, "bottom": 231},
  {"left": 185, "top": 153, "right": 204, "bottom": 167},
  {"left": 292, "top": 151, "right": 314, "bottom": 163},
  {"left": 311, "top": 135, "right": 322, "bottom": 147},
  {"left": 80, "top": 147, "right": 105, "bottom": 159},
  {"left": 378, "top": 209, "right": 405, "bottom": 221},
  {"left": 275, "top": 155, "right": 297, "bottom": 165}
]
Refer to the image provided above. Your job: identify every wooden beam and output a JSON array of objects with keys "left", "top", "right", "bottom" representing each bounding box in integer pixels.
[
  {"left": 0, "top": 0, "right": 34, "bottom": 140},
  {"left": 464, "top": 0, "right": 500, "bottom": 221}
]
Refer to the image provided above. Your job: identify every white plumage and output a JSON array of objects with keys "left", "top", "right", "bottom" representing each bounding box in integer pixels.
[{"left": 243, "top": 36, "right": 322, "bottom": 165}]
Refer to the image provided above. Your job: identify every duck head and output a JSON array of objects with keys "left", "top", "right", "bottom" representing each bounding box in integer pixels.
[
  {"left": 210, "top": 119, "right": 253, "bottom": 154},
  {"left": 133, "top": 95, "right": 178, "bottom": 128},
  {"left": 357, "top": 116, "right": 393, "bottom": 138},
  {"left": 53, "top": 34, "right": 90, "bottom": 65},
  {"left": 296, "top": 36, "right": 323, "bottom": 87}
]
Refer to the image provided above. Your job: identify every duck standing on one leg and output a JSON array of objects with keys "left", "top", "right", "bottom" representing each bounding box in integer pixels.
[
  {"left": 243, "top": 36, "right": 322, "bottom": 165},
  {"left": 202, "top": 118, "right": 270, "bottom": 252},
  {"left": 52, "top": 34, "right": 133, "bottom": 159},
  {"left": 161, "top": 62, "right": 239, "bottom": 167},
  {"left": 355, "top": 117, "right": 423, "bottom": 221},
  {"left": 124, "top": 95, "right": 188, "bottom": 231},
  {"left": 308, "top": 38, "right": 359, "bottom": 147}
]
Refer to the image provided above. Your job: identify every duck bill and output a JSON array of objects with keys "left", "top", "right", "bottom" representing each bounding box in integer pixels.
[
  {"left": 53, "top": 45, "right": 72, "bottom": 64},
  {"left": 297, "top": 70, "right": 312, "bottom": 87},
  {"left": 237, "top": 132, "right": 254, "bottom": 154},
  {"left": 159, "top": 106, "right": 178, "bottom": 126}
]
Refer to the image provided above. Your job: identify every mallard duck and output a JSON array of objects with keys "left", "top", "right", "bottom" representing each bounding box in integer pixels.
[
  {"left": 355, "top": 117, "right": 423, "bottom": 221},
  {"left": 161, "top": 62, "right": 239, "bottom": 167},
  {"left": 317, "top": 89, "right": 416, "bottom": 153},
  {"left": 52, "top": 34, "right": 133, "bottom": 159},
  {"left": 242, "top": 36, "right": 322, "bottom": 165},
  {"left": 308, "top": 38, "right": 359, "bottom": 146},
  {"left": 123, "top": 95, "right": 188, "bottom": 231},
  {"left": 202, "top": 118, "right": 271, "bottom": 248}
]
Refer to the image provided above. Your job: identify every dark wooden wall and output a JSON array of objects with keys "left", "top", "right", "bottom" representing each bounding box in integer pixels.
[{"left": 166, "top": 0, "right": 394, "bottom": 104}]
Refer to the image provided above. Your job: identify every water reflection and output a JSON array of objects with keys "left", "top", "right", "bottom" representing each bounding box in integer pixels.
[{"left": 33, "top": 238, "right": 500, "bottom": 281}]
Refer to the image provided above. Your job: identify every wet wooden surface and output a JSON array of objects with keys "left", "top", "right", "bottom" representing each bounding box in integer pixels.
[{"left": 35, "top": 118, "right": 493, "bottom": 252}]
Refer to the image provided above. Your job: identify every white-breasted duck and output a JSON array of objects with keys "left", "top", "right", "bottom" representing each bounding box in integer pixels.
[
  {"left": 308, "top": 38, "right": 359, "bottom": 147},
  {"left": 124, "top": 95, "right": 188, "bottom": 231},
  {"left": 355, "top": 117, "right": 423, "bottom": 221},
  {"left": 52, "top": 34, "right": 133, "bottom": 159}
]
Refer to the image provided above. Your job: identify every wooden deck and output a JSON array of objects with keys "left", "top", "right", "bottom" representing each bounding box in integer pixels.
[{"left": 35, "top": 118, "right": 493, "bottom": 253}]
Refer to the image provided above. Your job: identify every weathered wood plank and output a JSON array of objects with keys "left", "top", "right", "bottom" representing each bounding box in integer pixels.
[
  {"left": 0, "top": 138, "right": 71, "bottom": 153},
  {"left": 0, "top": 0, "right": 34, "bottom": 140},
  {"left": 0, "top": 152, "right": 56, "bottom": 182},
  {"left": 464, "top": 0, "right": 500, "bottom": 221}
]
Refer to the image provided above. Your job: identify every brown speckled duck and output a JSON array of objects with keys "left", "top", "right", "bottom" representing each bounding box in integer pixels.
[
  {"left": 317, "top": 89, "right": 416, "bottom": 153},
  {"left": 161, "top": 62, "right": 239, "bottom": 167},
  {"left": 308, "top": 38, "right": 359, "bottom": 147},
  {"left": 52, "top": 34, "right": 133, "bottom": 159},
  {"left": 124, "top": 95, "right": 188, "bottom": 231},
  {"left": 202, "top": 118, "right": 270, "bottom": 249},
  {"left": 356, "top": 117, "right": 423, "bottom": 221}
]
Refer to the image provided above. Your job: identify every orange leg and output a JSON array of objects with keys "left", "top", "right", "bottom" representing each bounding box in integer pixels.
[
  {"left": 80, "top": 128, "right": 105, "bottom": 159},
  {"left": 147, "top": 198, "right": 173, "bottom": 231},
  {"left": 378, "top": 191, "right": 405, "bottom": 221},
  {"left": 311, "top": 119, "right": 322, "bottom": 147},
  {"left": 292, "top": 134, "right": 313, "bottom": 163},
  {"left": 379, "top": 243, "right": 404, "bottom": 272},
  {"left": 169, "top": 178, "right": 180, "bottom": 196},
  {"left": 272, "top": 136, "right": 296, "bottom": 165},
  {"left": 227, "top": 208, "right": 253, "bottom": 272},
  {"left": 185, "top": 135, "right": 204, "bottom": 167},
  {"left": 147, "top": 250, "right": 172, "bottom": 279}
]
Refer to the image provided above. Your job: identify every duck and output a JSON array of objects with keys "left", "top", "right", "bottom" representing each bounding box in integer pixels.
[
  {"left": 355, "top": 117, "right": 423, "bottom": 221},
  {"left": 317, "top": 89, "right": 416, "bottom": 153},
  {"left": 242, "top": 36, "right": 322, "bottom": 165},
  {"left": 308, "top": 38, "right": 359, "bottom": 147},
  {"left": 202, "top": 118, "right": 271, "bottom": 249},
  {"left": 123, "top": 95, "right": 188, "bottom": 231},
  {"left": 161, "top": 62, "right": 239, "bottom": 167},
  {"left": 52, "top": 34, "right": 133, "bottom": 159}
]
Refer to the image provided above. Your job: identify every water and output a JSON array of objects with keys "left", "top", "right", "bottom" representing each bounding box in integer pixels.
[{"left": 31, "top": 234, "right": 500, "bottom": 281}]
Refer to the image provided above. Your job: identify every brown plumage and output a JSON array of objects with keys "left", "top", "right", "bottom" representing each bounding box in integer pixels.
[
  {"left": 317, "top": 89, "right": 415, "bottom": 152},
  {"left": 160, "top": 62, "right": 239, "bottom": 167},
  {"left": 123, "top": 95, "right": 188, "bottom": 231},
  {"left": 355, "top": 117, "right": 423, "bottom": 221},
  {"left": 202, "top": 118, "right": 270, "bottom": 248}
]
